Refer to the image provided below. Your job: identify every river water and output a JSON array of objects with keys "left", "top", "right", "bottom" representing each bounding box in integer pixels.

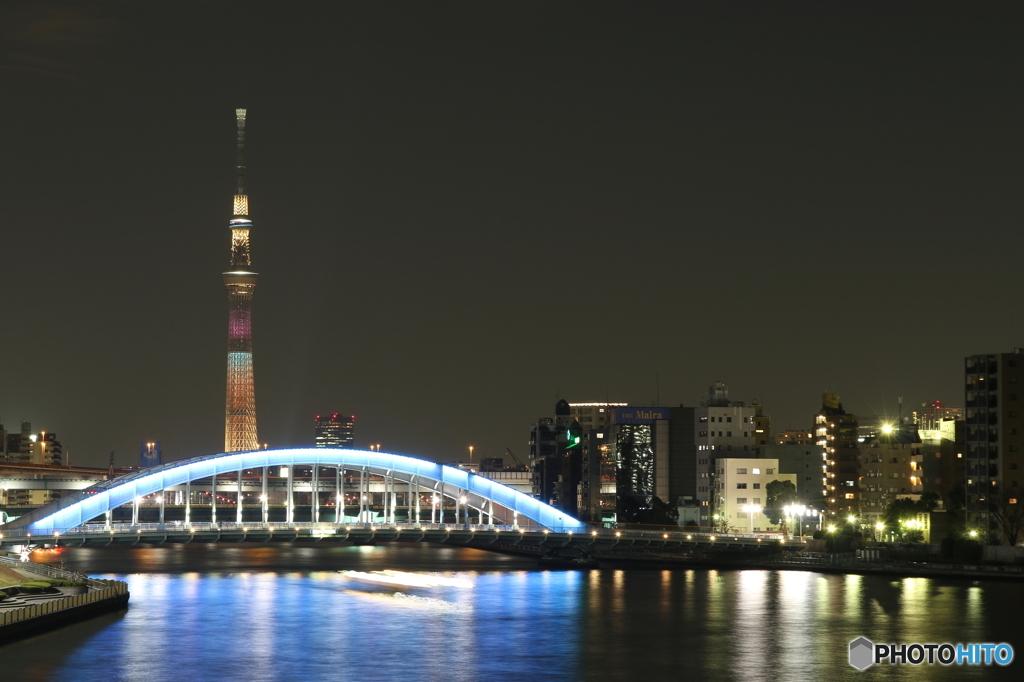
[{"left": 2, "top": 544, "right": 1022, "bottom": 681}]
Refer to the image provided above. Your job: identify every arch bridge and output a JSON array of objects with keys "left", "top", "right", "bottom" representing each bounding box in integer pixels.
[{"left": 0, "top": 449, "right": 798, "bottom": 555}]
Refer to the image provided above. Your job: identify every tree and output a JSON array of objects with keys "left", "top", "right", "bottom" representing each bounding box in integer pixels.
[
  {"left": 990, "top": 488, "right": 1024, "bottom": 547},
  {"left": 617, "top": 495, "right": 678, "bottom": 528},
  {"left": 881, "top": 498, "right": 932, "bottom": 543},
  {"left": 763, "top": 480, "right": 799, "bottom": 528}
]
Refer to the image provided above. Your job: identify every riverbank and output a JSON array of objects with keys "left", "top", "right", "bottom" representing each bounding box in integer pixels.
[
  {"left": 594, "top": 552, "right": 1024, "bottom": 581},
  {"left": 0, "top": 555, "right": 130, "bottom": 643}
]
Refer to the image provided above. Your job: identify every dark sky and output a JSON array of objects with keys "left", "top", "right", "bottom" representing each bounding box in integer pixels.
[{"left": 3, "top": 2, "right": 1023, "bottom": 468}]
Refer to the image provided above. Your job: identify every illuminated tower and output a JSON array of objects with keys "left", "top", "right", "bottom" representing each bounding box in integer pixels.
[{"left": 223, "top": 108, "right": 259, "bottom": 452}]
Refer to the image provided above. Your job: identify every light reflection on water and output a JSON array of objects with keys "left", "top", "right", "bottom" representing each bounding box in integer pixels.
[{"left": 2, "top": 545, "right": 1021, "bottom": 681}]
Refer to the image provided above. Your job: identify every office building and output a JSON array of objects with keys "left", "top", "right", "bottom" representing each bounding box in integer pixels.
[
  {"left": 314, "top": 414, "right": 355, "bottom": 448},
  {"left": 715, "top": 458, "right": 796, "bottom": 532}
]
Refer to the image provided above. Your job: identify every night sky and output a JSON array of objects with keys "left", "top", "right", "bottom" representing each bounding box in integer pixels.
[{"left": 3, "top": 2, "right": 1023, "bottom": 468}]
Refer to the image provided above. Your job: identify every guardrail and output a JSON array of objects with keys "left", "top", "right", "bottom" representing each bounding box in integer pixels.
[{"left": 0, "top": 554, "right": 108, "bottom": 589}]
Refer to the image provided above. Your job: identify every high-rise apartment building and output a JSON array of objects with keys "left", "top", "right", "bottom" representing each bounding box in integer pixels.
[
  {"left": 314, "top": 414, "right": 355, "bottom": 448},
  {"left": 964, "top": 350, "right": 1024, "bottom": 543},
  {"left": 858, "top": 424, "right": 922, "bottom": 526},
  {"left": 815, "top": 393, "right": 859, "bottom": 515},
  {"left": 223, "top": 108, "right": 260, "bottom": 453}
]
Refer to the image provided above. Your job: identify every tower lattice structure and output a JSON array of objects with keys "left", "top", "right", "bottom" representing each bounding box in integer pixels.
[{"left": 223, "top": 108, "right": 259, "bottom": 452}]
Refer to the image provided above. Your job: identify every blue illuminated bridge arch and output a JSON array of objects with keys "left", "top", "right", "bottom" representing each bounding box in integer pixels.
[{"left": 2, "top": 448, "right": 587, "bottom": 533}]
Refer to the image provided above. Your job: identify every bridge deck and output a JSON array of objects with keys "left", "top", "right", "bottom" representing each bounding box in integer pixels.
[{"left": 0, "top": 522, "right": 808, "bottom": 553}]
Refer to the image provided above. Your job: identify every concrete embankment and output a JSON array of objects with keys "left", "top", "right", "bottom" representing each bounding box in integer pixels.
[
  {"left": 0, "top": 556, "right": 130, "bottom": 643},
  {"left": 0, "top": 581, "right": 130, "bottom": 642},
  {"left": 595, "top": 554, "right": 1024, "bottom": 581}
]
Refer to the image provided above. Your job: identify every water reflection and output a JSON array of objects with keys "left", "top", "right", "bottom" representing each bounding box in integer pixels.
[{"left": 3, "top": 547, "right": 1021, "bottom": 681}]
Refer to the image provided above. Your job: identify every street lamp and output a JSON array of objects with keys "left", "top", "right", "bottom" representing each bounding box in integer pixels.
[
  {"left": 468, "top": 445, "right": 474, "bottom": 463},
  {"left": 741, "top": 505, "right": 761, "bottom": 535}
]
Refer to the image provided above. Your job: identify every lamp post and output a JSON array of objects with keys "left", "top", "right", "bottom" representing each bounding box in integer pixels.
[
  {"left": 741, "top": 505, "right": 761, "bottom": 535},
  {"left": 784, "top": 504, "right": 807, "bottom": 538}
]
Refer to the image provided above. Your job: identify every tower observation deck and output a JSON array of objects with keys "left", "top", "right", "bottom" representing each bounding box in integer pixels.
[{"left": 223, "top": 108, "right": 259, "bottom": 452}]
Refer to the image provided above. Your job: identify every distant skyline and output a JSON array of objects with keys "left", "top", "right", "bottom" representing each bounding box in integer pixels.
[{"left": 2, "top": 2, "right": 1023, "bottom": 467}]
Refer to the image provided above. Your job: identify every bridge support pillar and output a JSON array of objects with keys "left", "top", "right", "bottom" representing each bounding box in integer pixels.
[
  {"left": 414, "top": 476, "right": 421, "bottom": 527},
  {"left": 359, "top": 467, "right": 366, "bottom": 523},
  {"left": 390, "top": 472, "right": 397, "bottom": 525},
  {"left": 211, "top": 472, "right": 217, "bottom": 526},
  {"left": 105, "top": 509, "right": 111, "bottom": 530},
  {"left": 185, "top": 479, "right": 191, "bottom": 527},
  {"left": 312, "top": 465, "right": 319, "bottom": 524},
  {"left": 159, "top": 490, "right": 165, "bottom": 526},
  {"left": 237, "top": 468, "right": 243, "bottom": 524},
  {"left": 261, "top": 467, "right": 268, "bottom": 525},
  {"left": 336, "top": 466, "right": 342, "bottom": 523},
  {"left": 286, "top": 465, "right": 294, "bottom": 526}
]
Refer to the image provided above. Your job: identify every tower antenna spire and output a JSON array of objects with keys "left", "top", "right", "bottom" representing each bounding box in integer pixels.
[
  {"left": 235, "top": 108, "right": 246, "bottom": 197},
  {"left": 233, "top": 108, "right": 248, "bottom": 215}
]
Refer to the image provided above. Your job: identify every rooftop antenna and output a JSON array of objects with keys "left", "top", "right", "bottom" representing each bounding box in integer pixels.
[{"left": 107, "top": 451, "right": 115, "bottom": 479}]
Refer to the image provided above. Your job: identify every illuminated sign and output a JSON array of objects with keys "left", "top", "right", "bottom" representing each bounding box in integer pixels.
[{"left": 611, "top": 407, "right": 670, "bottom": 424}]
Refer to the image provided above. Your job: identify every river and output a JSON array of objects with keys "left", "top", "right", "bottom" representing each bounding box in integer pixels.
[{"left": 2, "top": 544, "right": 1021, "bottom": 681}]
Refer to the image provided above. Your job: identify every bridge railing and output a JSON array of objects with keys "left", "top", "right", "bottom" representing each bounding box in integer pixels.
[
  {"left": 1, "top": 522, "right": 806, "bottom": 546},
  {"left": 0, "top": 553, "right": 109, "bottom": 589}
]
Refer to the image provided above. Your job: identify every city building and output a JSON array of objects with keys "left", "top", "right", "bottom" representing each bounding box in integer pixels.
[
  {"left": 529, "top": 401, "right": 625, "bottom": 521},
  {"left": 223, "top": 108, "right": 260, "bottom": 453},
  {"left": 314, "top": 414, "right": 355, "bottom": 448},
  {"left": 570, "top": 402, "right": 625, "bottom": 521},
  {"left": 714, "top": 458, "right": 796, "bottom": 532},
  {"left": 0, "top": 422, "right": 62, "bottom": 466},
  {"left": 609, "top": 405, "right": 671, "bottom": 521},
  {"left": 475, "top": 457, "right": 532, "bottom": 495},
  {"left": 918, "top": 418, "right": 965, "bottom": 510},
  {"left": 815, "top": 393, "right": 860, "bottom": 516},
  {"left": 774, "top": 429, "right": 816, "bottom": 445},
  {"left": 858, "top": 423, "right": 922, "bottom": 526},
  {"left": 695, "top": 382, "right": 766, "bottom": 525},
  {"left": 913, "top": 400, "right": 965, "bottom": 430},
  {"left": 964, "top": 350, "right": 1024, "bottom": 544},
  {"left": 529, "top": 400, "right": 581, "bottom": 517},
  {"left": 761, "top": 442, "right": 823, "bottom": 505}
]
